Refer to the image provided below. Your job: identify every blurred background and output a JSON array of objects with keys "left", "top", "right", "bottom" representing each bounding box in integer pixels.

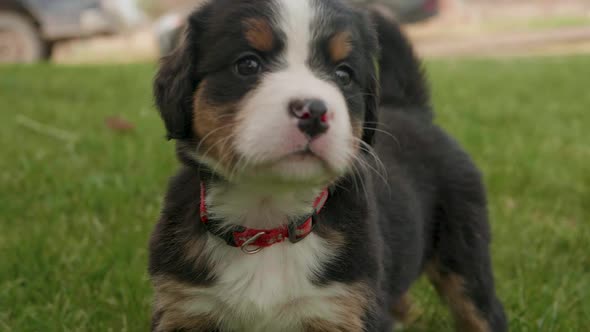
[
  {"left": 1, "top": 0, "right": 589, "bottom": 331},
  {"left": 2, "top": 0, "right": 590, "bottom": 63}
]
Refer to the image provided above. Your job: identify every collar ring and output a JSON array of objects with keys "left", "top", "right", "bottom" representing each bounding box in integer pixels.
[{"left": 240, "top": 232, "right": 266, "bottom": 255}]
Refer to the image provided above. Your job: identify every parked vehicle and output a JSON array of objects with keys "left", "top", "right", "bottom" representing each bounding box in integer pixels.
[
  {"left": 384, "top": 0, "right": 439, "bottom": 24},
  {"left": 0, "top": 0, "right": 143, "bottom": 63},
  {"left": 155, "top": 0, "right": 439, "bottom": 56}
]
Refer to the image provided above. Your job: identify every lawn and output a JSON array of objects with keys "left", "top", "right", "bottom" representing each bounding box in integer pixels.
[{"left": 1, "top": 56, "right": 589, "bottom": 331}]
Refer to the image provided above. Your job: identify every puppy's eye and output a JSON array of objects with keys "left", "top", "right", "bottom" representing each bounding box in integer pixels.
[
  {"left": 235, "top": 55, "right": 262, "bottom": 77},
  {"left": 335, "top": 65, "right": 354, "bottom": 86}
]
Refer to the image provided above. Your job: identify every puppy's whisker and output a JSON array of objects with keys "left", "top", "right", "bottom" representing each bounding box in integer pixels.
[
  {"left": 346, "top": 158, "right": 363, "bottom": 200},
  {"left": 350, "top": 138, "right": 388, "bottom": 183},
  {"left": 357, "top": 139, "right": 387, "bottom": 178},
  {"left": 200, "top": 134, "right": 231, "bottom": 162},
  {"left": 195, "top": 123, "right": 236, "bottom": 155},
  {"left": 331, "top": 182, "right": 350, "bottom": 193},
  {"left": 361, "top": 126, "right": 401, "bottom": 147},
  {"left": 342, "top": 149, "right": 371, "bottom": 204},
  {"left": 349, "top": 158, "right": 370, "bottom": 205},
  {"left": 344, "top": 92, "right": 379, "bottom": 101},
  {"left": 228, "top": 153, "right": 248, "bottom": 182},
  {"left": 201, "top": 134, "right": 235, "bottom": 176},
  {"left": 217, "top": 135, "right": 239, "bottom": 175}
]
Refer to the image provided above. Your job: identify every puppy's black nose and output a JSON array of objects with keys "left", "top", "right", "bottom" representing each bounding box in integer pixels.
[{"left": 288, "top": 99, "right": 329, "bottom": 139}]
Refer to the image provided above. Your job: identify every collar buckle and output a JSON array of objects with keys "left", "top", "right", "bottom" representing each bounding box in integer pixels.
[{"left": 288, "top": 214, "right": 316, "bottom": 244}]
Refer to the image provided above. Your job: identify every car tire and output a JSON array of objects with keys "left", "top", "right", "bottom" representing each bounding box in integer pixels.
[
  {"left": 43, "top": 40, "right": 55, "bottom": 59},
  {"left": 0, "top": 12, "right": 47, "bottom": 63}
]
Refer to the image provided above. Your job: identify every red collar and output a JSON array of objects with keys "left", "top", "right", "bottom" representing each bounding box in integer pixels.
[{"left": 199, "top": 183, "right": 329, "bottom": 254}]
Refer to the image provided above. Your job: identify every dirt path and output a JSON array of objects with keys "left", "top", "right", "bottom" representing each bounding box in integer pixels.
[{"left": 412, "top": 26, "right": 590, "bottom": 57}]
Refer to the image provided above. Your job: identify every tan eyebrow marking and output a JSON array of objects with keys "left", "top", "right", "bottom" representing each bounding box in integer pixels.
[
  {"left": 243, "top": 18, "right": 275, "bottom": 52},
  {"left": 329, "top": 31, "right": 353, "bottom": 63}
]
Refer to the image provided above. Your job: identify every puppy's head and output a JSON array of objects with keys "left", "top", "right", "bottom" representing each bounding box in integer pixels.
[{"left": 155, "top": 0, "right": 379, "bottom": 184}]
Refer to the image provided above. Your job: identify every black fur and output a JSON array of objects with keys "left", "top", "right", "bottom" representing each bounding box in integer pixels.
[
  {"left": 149, "top": 1, "right": 507, "bottom": 331},
  {"left": 153, "top": 12, "right": 204, "bottom": 140},
  {"left": 371, "top": 10, "right": 431, "bottom": 115}
]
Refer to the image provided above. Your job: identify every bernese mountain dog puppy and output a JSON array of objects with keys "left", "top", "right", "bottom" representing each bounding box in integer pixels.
[{"left": 149, "top": 0, "right": 508, "bottom": 331}]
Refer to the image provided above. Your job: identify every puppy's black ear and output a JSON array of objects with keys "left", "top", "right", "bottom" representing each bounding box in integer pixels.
[
  {"left": 362, "top": 55, "right": 380, "bottom": 145},
  {"left": 154, "top": 45, "right": 194, "bottom": 140},
  {"left": 154, "top": 9, "right": 208, "bottom": 140},
  {"left": 369, "top": 8, "right": 432, "bottom": 116},
  {"left": 358, "top": 11, "right": 381, "bottom": 145}
]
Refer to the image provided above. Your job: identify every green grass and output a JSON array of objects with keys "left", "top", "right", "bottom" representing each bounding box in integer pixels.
[
  {"left": 488, "top": 16, "right": 590, "bottom": 33},
  {"left": 1, "top": 56, "right": 589, "bottom": 331}
]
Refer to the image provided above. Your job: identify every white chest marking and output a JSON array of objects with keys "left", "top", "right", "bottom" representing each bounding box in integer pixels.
[{"left": 180, "top": 231, "right": 348, "bottom": 331}]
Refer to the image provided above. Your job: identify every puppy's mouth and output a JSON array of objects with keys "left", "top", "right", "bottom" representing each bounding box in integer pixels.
[
  {"left": 241, "top": 144, "right": 341, "bottom": 184},
  {"left": 285, "top": 145, "right": 321, "bottom": 161},
  {"left": 267, "top": 146, "right": 328, "bottom": 167}
]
